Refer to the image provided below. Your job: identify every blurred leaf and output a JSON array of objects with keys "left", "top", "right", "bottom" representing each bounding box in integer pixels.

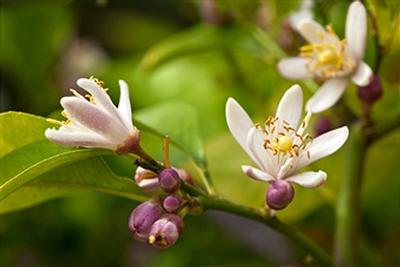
[
  {"left": 0, "top": 4, "right": 73, "bottom": 113},
  {"left": 0, "top": 112, "right": 146, "bottom": 214},
  {"left": 139, "top": 24, "right": 259, "bottom": 71},
  {"left": 134, "top": 100, "right": 206, "bottom": 166}
]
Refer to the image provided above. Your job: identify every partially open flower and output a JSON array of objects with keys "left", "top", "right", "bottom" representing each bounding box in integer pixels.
[
  {"left": 226, "top": 85, "right": 349, "bottom": 209},
  {"left": 148, "top": 214, "right": 184, "bottom": 249},
  {"left": 128, "top": 200, "right": 164, "bottom": 241},
  {"left": 134, "top": 167, "right": 160, "bottom": 191},
  {"left": 45, "top": 77, "right": 140, "bottom": 153},
  {"left": 278, "top": 2, "right": 373, "bottom": 113}
]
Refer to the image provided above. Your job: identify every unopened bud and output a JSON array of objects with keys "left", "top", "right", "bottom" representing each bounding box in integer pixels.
[
  {"left": 177, "top": 169, "right": 194, "bottom": 185},
  {"left": 134, "top": 166, "right": 160, "bottom": 191},
  {"left": 314, "top": 116, "right": 333, "bottom": 137},
  {"left": 159, "top": 168, "right": 181, "bottom": 193},
  {"left": 266, "top": 180, "right": 295, "bottom": 210},
  {"left": 163, "top": 195, "right": 182, "bottom": 213},
  {"left": 357, "top": 75, "right": 383, "bottom": 104},
  {"left": 128, "top": 200, "right": 163, "bottom": 241},
  {"left": 148, "top": 214, "right": 184, "bottom": 249}
]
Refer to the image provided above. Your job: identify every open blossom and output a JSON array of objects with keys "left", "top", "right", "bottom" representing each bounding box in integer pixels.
[
  {"left": 278, "top": 1, "right": 373, "bottom": 113},
  {"left": 45, "top": 77, "right": 140, "bottom": 154},
  {"left": 226, "top": 85, "right": 349, "bottom": 208}
]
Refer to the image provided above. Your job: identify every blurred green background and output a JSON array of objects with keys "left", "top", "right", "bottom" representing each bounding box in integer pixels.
[{"left": 1, "top": 0, "right": 399, "bottom": 266}]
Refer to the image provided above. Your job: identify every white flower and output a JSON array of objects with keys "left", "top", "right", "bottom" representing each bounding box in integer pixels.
[
  {"left": 45, "top": 77, "right": 140, "bottom": 153},
  {"left": 278, "top": 1, "right": 373, "bottom": 113},
  {"left": 288, "top": 0, "right": 314, "bottom": 31},
  {"left": 225, "top": 84, "right": 349, "bottom": 189}
]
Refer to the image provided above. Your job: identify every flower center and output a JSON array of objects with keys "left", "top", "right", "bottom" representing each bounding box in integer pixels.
[
  {"left": 275, "top": 136, "right": 293, "bottom": 152},
  {"left": 259, "top": 113, "right": 313, "bottom": 159},
  {"left": 299, "top": 25, "right": 354, "bottom": 79}
]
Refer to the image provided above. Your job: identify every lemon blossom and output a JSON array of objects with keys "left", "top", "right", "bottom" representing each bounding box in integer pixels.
[
  {"left": 225, "top": 85, "right": 349, "bottom": 202},
  {"left": 45, "top": 77, "right": 140, "bottom": 154},
  {"left": 278, "top": 1, "right": 373, "bottom": 113}
]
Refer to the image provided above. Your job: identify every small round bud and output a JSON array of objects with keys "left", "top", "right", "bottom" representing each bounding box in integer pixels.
[
  {"left": 163, "top": 195, "right": 182, "bottom": 213},
  {"left": 357, "top": 75, "right": 383, "bottom": 104},
  {"left": 128, "top": 201, "right": 163, "bottom": 241},
  {"left": 134, "top": 167, "right": 160, "bottom": 191},
  {"left": 314, "top": 116, "right": 333, "bottom": 137},
  {"left": 159, "top": 168, "right": 181, "bottom": 193},
  {"left": 266, "top": 180, "right": 295, "bottom": 210},
  {"left": 177, "top": 169, "right": 194, "bottom": 185},
  {"left": 148, "top": 214, "right": 184, "bottom": 249}
]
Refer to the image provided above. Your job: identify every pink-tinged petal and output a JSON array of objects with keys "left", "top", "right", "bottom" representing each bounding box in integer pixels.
[
  {"left": 246, "top": 127, "right": 277, "bottom": 175},
  {"left": 138, "top": 178, "right": 160, "bottom": 191},
  {"left": 276, "top": 84, "right": 303, "bottom": 130},
  {"left": 277, "top": 57, "right": 313, "bottom": 80},
  {"left": 286, "top": 170, "right": 327, "bottom": 188},
  {"left": 351, "top": 62, "right": 373, "bottom": 86},
  {"left": 298, "top": 20, "right": 330, "bottom": 43},
  {"left": 241, "top": 165, "right": 275, "bottom": 182},
  {"left": 45, "top": 128, "right": 115, "bottom": 150},
  {"left": 225, "top": 97, "right": 254, "bottom": 155},
  {"left": 77, "top": 78, "right": 129, "bottom": 130},
  {"left": 60, "top": 97, "right": 128, "bottom": 144},
  {"left": 117, "top": 80, "right": 134, "bottom": 132},
  {"left": 345, "top": 1, "right": 367, "bottom": 60},
  {"left": 295, "top": 126, "right": 349, "bottom": 170},
  {"left": 306, "top": 78, "right": 348, "bottom": 113}
]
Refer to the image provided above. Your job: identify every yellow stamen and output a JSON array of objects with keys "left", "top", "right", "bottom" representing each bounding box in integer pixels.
[
  {"left": 46, "top": 118, "right": 63, "bottom": 125},
  {"left": 148, "top": 235, "right": 156, "bottom": 244}
]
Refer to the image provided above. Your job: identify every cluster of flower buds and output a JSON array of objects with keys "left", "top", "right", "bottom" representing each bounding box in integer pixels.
[
  {"left": 128, "top": 197, "right": 185, "bottom": 249},
  {"left": 129, "top": 167, "right": 191, "bottom": 248}
]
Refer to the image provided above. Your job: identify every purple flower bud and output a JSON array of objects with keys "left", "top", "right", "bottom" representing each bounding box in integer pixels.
[
  {"left": 314, "top": 116, "right": 333, "bottom": 137},
  {"left": 134, "top": 167, "right": 160, "bottom": 191},
  {"left": 266, "top": 180, "right": 295, "bottom": 210},
  {"left": 163, "top": 195, "right": 182, "bottom": 213},
  {"left": 148, "top": 214, "right": 184, "bottom": 249},
  {"left": 357, "top": 75, "right": 383, "bottom": 104},
  {"left": 128, "top": 200, "right": 163, "bottom": 241},
  {"left": 159, "top": 168, "right": 181, "bottom": 193}
]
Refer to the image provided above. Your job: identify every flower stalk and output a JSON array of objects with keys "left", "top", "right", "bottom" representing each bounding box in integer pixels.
[{"left": 334, "top": 124, "right": 366, "bottom": 267}]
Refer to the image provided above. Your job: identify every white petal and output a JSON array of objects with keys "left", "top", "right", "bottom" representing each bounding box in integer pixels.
[
  {"left": 351, "top": 62, "right": 373, "bottom": 86},
  {"left": 246, "top": 127, "right": 277, "bottom": 175},
  {"left": 345, "top": 1, "right": 367, "bottom": 60},
  {"left": 241, "top": 165, "right": 275, "bottom": 182},
  {"left": 289, "top": 0, "right": 314, "bottom": 31},
  {"left": 61, "top": 97, "right": 129, "bottom": 144},
  {"left": 276, "top": 84, "right": 303, "bottom": 130},
  {"left": 138, "top": 178, "right": 160, "bottom": 191},
  {"left": 277, "top": 158, "right": 294, "bottom": 179},
  {"left": 286, "top": 170, "right": 327, "bottom": 188},
  {"left": 45, "top": 128, "right": 115, "bottom": 150},
  {"left": 277, "top": 57, "right": 313, "bottom": 80},
  {"left": 295, "top": 126, "right": 349, "bottom": 170},
  {"left": 298, "top": 20, "right": 330, "bottom": 43},
  {"left": 117, "top": 80, "right": 134, "bottom": 132},
  {"left": 225, "top": 97, "right": 254, "bottom": 156},
  {"left": 306, "top": 78, "right": 348, "bottom": 113},
  {"left": 77, "top": 78, "right": 129, "bottom": 130}
]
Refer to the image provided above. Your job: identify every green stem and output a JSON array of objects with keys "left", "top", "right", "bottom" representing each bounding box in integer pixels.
[
  {"left": 334, "top": 124, "right": 366, "bottom": 267},
  {"left": 199, "top": 196, "right": 336, "bottom": 267}
]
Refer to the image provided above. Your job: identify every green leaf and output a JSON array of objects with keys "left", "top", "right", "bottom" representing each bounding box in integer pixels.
[
  {"left": 134, "top": 100, "right": 206, "bottom": 166},
  {"left": 139, "top": 24, "right": 258, "bottom": 72},
  {"left": 0, "top": 112, "right": 147, "bottom": 214}
]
